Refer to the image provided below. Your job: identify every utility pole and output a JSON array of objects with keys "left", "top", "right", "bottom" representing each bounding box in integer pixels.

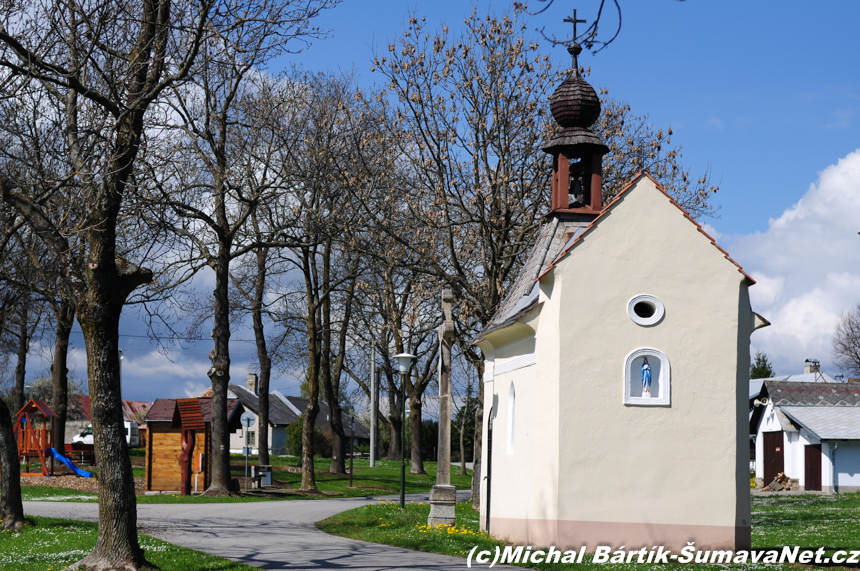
[
  {"left": 370, "top": 346, "right": 377, "bottom": 467},
  {"left": 349, "top": 414, "right": 355, "bottom": 487},
  {"left": 428, "top": 289, "right": 456, "bottom": 526}
]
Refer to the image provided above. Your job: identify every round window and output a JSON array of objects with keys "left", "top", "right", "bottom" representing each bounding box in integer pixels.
[{"left": 627, "top": 294, "right": 664, "bottom": 326}]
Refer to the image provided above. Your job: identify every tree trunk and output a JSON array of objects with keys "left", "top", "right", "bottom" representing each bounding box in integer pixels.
[
  {"left": 471, "top": 359, "right": 484, "bottom": 510},
  {"left": 51, "top": 301, "right": 75, "bottom": 447},
  {"left": 300, "top": 247, "right": 320, "bottom": 492},
  {"left": 74, "top": 305, "right": 146, "bottom": 570},
  {"left": 320, "top": 240, "right": 346, "bottom": 475},
  {"left": 206, "top": 239, "right": 233, "bottom": 495},
  {"left": 386, "top": 373, "right": 402, "bottom": 461},
  {"left": 13, "top": 301, "right": 29, "bottom": 413},
  {"left": 300, "top": 399, "right": 320, "bottom": 491},
  {"left": 409, "top": 393, "right": 425, "bottom": 474},
  {"left": 0, "top": 397, "right": 25, "bottom": 531},
  {"left": 253, "top": 247, "right": 270, "bottom": 467},
  {"left": 458, "top": 391, "right": 468, "bottom": 476}
]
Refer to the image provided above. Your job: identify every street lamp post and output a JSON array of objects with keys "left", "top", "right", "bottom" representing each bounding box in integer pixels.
[{"left": 394, "top": 352, "right": 416, "bottom": 509}]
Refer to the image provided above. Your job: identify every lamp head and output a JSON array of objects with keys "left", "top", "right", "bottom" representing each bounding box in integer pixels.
[{"left": 394, "top": 353, "right": 417, "bottom": 374}]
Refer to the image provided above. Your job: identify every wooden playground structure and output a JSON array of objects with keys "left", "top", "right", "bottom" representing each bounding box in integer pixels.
[
  {"left": 13, "top": 399, "right": 94, "bottom": 478},
  {"left": 15, "top": 399, "right": 57, "bottom": 477}
]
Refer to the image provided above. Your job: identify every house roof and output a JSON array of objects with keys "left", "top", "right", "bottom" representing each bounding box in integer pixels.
[
  {"left": 749, "top": 379, "right": 765, "bottom": 401},
  {"left": 780, "top": 406, "right": 860, "bottom": 440},
  {"left": 537, "top": 173, "right": 754, "bottom": 284},
  {"left": 763, "top": 381, "right": 860, "bottom": 406},
  {"left": 72, "top": 396, "right": 152, "bottom": 423},
  {"left": 227, "top": 384, "right": 299, "bottom": 426},
  {"left": 144, "top": 398, "right": 242, "bottom": 425},
  {"left": 281, "top": 396, "right": 371, "bottom": 439},
  {"left": 757, "top": 372, "right": 841, "bottom": 384}
]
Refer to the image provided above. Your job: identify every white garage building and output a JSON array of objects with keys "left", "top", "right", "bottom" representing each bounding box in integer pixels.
[{"left": 752, "top": 381, "right": 860, "bottom": 493}]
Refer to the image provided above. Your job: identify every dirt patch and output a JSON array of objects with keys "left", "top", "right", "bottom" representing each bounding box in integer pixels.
[{"left": 21, "top": 472, "right": 147, "bottom": 495}]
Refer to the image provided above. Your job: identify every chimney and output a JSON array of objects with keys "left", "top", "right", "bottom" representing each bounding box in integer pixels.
[
  {"left": 246, "top": 373, "right": 258, "bottom": 395},
  {"left": 803, "top": 359, "right": 820, "bottom": 374}
]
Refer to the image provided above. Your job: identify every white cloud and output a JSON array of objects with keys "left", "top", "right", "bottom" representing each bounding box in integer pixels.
[
  {"left": 701, "top": 223, "right": 722, "bottom": 243},
  {"left": 726, "top": 149, "right": 860, "bottom": 375}
]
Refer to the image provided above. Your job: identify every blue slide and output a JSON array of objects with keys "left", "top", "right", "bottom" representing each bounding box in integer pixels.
[{"left": 48, "top": 448, "right": 94, "bottom": 478}]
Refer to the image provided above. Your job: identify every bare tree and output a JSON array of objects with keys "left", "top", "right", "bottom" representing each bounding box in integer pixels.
[
  {"left": 153, "top": 0, "right": 338, "bottom": 493},
  {"left": 265, "top": 69, "right": 388, "bottom": 484},
  {"left": 0, "top": 0, "right": 222, "bottom": 566},
  {"left": 0, "top": 236, "right": 25, "bottom": 531},
  {"left": 833, "top": 304, "right": 860, "bottom": 377}
]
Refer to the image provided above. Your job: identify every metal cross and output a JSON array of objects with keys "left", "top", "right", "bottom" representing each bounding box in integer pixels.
[{"left": 564, "top": 9, "right": 587, "bottom": 43}]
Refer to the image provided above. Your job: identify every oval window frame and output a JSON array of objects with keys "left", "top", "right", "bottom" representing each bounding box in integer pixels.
[{"left": 627, "top": 294, "right": 665, "bottom": 326}]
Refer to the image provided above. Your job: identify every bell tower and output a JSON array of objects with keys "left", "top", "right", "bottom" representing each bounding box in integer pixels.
[{"left": 544, "top": 10, "right": 609, "bottom": 216}]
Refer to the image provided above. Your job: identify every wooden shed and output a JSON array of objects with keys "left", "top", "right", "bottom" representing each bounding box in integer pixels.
[{"left": 143, "top": 397, "right": 243, "bottom": 493}]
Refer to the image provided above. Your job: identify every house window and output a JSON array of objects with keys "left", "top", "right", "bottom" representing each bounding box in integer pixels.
[
  {"left": 507, "top": 383, "right": 515, "bottom": 455},
  {"left": 627, "top": 294, "right": 665, "bottom": 326},
  {"left": 624, "top": 348, "right": 671, "bottom": 406},
  {"left": 247, "top": 431, "right": 256, "bottom": 446}
]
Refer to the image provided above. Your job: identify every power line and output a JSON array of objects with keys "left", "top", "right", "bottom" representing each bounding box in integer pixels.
[{"left": 69, "top": 330, "right": 258, "bottom": 343}]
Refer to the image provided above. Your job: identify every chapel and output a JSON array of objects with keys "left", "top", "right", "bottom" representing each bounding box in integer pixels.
[{"left": 475, "top": 31, "right": 768, "bottom": 551}]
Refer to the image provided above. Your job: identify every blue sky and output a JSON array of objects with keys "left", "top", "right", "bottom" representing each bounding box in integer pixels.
[{"left": 22, "top": 0, "right": 860, "bottom": 400}]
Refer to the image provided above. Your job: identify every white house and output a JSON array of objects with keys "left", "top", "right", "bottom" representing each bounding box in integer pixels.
[
  {"left": 218, "top": 374, "right": 371, "bottom": 455},
  {"left": 475, "top": 46, "right": 767, "bottom": 552},
  {"left": 226, "top": 376, "right": 298, "bottom": 455},
  {"left": 752, "top": 380, "right": 860, "bottom": 493}
]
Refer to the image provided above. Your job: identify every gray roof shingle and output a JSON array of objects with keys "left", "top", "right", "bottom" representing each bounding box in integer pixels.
[
  {"left": 481, "top": 219, "right": 589, "bottom": 336},
  {"left": 763, "top": 381, "right": 860, "bottom": 406},
  {"left": 780, "top": 406, "right": 860, "bottom": 440},
  {"left": 227, "top": 384, "right": 299, "bottom": 426}
]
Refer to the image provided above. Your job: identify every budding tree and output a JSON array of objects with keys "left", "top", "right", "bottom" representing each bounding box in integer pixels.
[{"left": 833, "top": 304, "right": 860, "bottom": 377}]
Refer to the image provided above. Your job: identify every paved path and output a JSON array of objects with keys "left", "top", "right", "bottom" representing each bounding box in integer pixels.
[{"left": 25, "top": 491, "right": 507, "bottom": 570}]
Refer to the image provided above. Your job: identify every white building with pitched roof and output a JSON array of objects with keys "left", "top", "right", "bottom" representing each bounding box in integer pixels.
[
  {"left": 751, "top": 380, "right": 860, "bottom": 493},
  {"left": 475, "top": 41, "right": 767, "bottom": 552}
]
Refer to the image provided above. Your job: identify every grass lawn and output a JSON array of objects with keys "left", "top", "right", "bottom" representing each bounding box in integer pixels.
[
  {"left": 19, "top": 457, "right": 472, "bottom": 504},
  {"left": 0, "top": 516, "right": 257, "bottom": 571},
  {"left": 21, "top": 487, "right": 97, "bottom": 502},
  {"left": 134, "top": 457, "right": 471, "bottom": 504},
  {"left": 318, "top": 493, "right": 860, "bottom": 570}
]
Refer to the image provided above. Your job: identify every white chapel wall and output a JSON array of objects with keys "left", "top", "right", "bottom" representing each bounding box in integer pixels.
[{"left": 546, "top": 177, "right": 751, "bottom": 533}]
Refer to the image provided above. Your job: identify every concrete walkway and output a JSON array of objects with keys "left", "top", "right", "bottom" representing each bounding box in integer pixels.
[{"left": 25, "top": 491, "right": 509, "bottom": 570}]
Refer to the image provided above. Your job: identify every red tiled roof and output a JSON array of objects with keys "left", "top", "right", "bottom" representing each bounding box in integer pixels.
[
  {"left": 71, "top": 396, "right": 152, "bottom": 423},
  {"left": 537, "top": 172, "right": 755, "bottom": 284},
  {"left": 144, "top": 398, "right": 241, "bottom": 423}
]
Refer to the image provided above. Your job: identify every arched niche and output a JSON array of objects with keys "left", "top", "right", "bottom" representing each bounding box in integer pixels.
[{"left": 624, "top": 348, "right": 671, "bottom": 406}]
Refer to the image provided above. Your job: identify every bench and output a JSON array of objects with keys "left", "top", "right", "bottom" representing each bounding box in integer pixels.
[{"left": 63, "top": 443, "right": 96, "bottom": 466}]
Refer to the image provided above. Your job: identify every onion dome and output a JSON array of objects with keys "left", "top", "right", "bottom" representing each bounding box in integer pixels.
[{"left": 543, "top": 42, "right": 609, "bottom": 155}]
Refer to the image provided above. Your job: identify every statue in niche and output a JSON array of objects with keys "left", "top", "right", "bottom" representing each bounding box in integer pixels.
[{"left": 641, "top": 357, "right": 652, "bottom": 398}]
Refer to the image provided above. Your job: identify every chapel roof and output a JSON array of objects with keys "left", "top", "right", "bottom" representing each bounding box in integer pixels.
[
  {"left": 538, "top": 173, "right": 755, "bottom": 283},
  {"left": 479, "top": 217, "right": 589, "bottom": 337},
  {"left": 480, "top": 173, "right": 754, "bottom": 341}
]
